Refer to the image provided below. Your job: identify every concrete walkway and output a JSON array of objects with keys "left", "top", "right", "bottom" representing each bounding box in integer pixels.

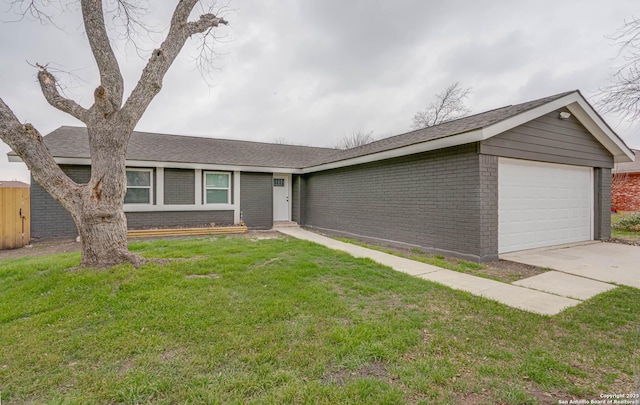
[
  {"left": 277, "top": 227, "right": 591, "bottom": 316},
  {"left": 502, "top": 241, "right": 640, "bottom": 289}
]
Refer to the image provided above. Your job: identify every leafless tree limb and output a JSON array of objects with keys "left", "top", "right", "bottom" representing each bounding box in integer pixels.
[
  {"left": 0, "top": 98, "right": 80, "bottom": 208},
  {"left": 122, "top": 0, "right": 228, "bottom": 124},
  {"left": 192, "top": 1, "right": 232, "bottom": 80},
  {"left": 412, "top": 82, "right": 472, "bottom": 129},
  {"left": 598, "top": 17, "right": 640, "bottom": 121},
  {"left": 335, "top": 129, "right": 375, "bottom": 150},
  {"left": 81, "top": 0, "right": 125, "bottom": 111},
  {"left": 2, "top": 0, "right": 67, "bottom": 27},
  {"left": 109, "top": 0, "right": 149, "bottom": 39},
  {"left": 36, "top": 63, "right": 89, "bottom": 122}
]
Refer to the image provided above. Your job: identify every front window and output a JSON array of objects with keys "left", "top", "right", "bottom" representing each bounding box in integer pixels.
[
  {"left": 125, "top": 169, "right": 152, "bottom": 204},
  {"left": 204, "top": 172, "right": 230, "bottom": 204}
]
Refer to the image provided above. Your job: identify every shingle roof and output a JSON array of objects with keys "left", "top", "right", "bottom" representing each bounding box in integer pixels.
[
  {"left": 8, "top": 90, "right": 587, "bottom": 169},
  {"left": 34, "top": 127, "right": 338, "bottom": 169},
  {"left": 306, "top": 91, "right": 576, "bottom": 166},
  {"left": 613, "top": 149, "right": 640, "bottom": 173}
]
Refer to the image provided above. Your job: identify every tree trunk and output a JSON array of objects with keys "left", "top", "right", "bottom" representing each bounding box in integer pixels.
[
  {"left": 1, "top": 2, "right": 228, "bottom": 269},
  {"left": 71, "top": 125, "right": 145, "bottom": 268},
  {"left": 73, "top": 208, "right": 143, "bottom": 268}
]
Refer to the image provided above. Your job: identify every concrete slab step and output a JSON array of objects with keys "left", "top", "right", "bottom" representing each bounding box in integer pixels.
[
  {"left": 513, "top": 271, "right": 616, "bottom": 300},
  {"left": 272, "top": 221, "right": 300, "bottom": 229}
]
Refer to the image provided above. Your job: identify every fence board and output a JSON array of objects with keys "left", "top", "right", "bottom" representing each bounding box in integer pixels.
[{"left": 0, "top": 187, "right": 30, "bottom": 249}]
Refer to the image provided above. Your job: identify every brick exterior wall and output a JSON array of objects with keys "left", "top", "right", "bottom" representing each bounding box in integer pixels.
[
  {"left": 300, "top": 144, "right": 488, "bottom": 261},
  {"left": 292, "top": 175, "right": 306, "bottom": 224},
  {"left": 240, "top": 172, "right": 273, "bottom": 229},
  {"left": 599, "top": 168, "right": 612, "bottom": 239},
  {"left": 126, "top": 211, "right": 233, "bottom": 229},
  {"left": 31, "top": 164, "right": 235, "bottom": 239},
  {"left": 478, "top": 154, "right": 499, "bottom": 261},
  {"left": 612, "top": 173, "right": 640, "bottom": 212},
  {"left": 31, "top": 165, "right": 91, "bottom": 240},
  {"left": 164, "top": 169, "right": 195, "bottom": 204}
]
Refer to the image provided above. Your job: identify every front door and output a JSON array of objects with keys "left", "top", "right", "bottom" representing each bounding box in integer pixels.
[{"left": 273, "top": 174, "right": 290, "bottom": 221}]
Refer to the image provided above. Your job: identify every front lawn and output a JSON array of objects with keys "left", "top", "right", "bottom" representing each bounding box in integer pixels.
[{"left": 0, "top": 236, "right": 638, "bottom": 404}]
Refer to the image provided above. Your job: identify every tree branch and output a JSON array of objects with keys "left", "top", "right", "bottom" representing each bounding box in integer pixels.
[
  {"left": 0, "top": 98, "right": 80, "bottom": 210},
  {"left": 412, "top": 82, "right": 472, "bottom": 129},
  {"left": 81, "top": 0, "right": 124, "bottom": 110},
  {"left": 121, "top": 0, "right": 228, "bottom": 125},
  {"left": 36, "top": 64, "right": 89, "bottom": 123}
]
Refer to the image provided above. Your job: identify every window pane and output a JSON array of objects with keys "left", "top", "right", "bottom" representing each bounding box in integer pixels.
[
  {"left": 127, "top": 170, "right": 151, "bottom": 187},
  {"left": 207, "top": 189, "right": 228, "bottom": 204},
  {"left": 125, "top": 188, "right": 150, "bottom": 204},
  {"left": 274, "top": 178, "right": 285, "bottom": 187},
  {"left": 206, "top": 173, "right": 229, "bottom": 188}
]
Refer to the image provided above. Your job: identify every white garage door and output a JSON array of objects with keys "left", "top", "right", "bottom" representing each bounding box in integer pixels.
[{"left": 498, "top": 158, "right": 593, "bottom": 254}]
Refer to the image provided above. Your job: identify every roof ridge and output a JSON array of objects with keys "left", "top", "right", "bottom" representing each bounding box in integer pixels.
[{"left": 56, "top": 126, "right": 337, "bottom": 151}]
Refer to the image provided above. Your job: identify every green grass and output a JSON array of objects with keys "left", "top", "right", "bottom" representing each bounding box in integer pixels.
[
  {"left": 334, "top": 237, "right": 508, "bottom": 281},
  {"left": 1, "top": 236, "right": 638, "bottom": 404}
]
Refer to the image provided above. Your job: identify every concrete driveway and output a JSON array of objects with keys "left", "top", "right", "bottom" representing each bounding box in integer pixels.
[{"left": 501, "top": 241, "right": 640, "bottom": 289}]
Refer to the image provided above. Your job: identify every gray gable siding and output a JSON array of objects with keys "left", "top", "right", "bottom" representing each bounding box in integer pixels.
[
  {"left": 480, "top": 110, "right": 614, "bottom": 168},
  {"left": 299, "top": 144, "right": 492, "bottom": 261},
  {"left": 239, "top": 172, "right": 273, "bottom": 229},
  {"left": 164, "top": 169, "right": 195, "bottom": 205}
]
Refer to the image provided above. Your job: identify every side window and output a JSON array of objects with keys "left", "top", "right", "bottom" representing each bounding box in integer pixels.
[
  {"left": 125, "top": 169, "right": 152, "bottom": 204},
  {"left": 204, "top": 172, "right": 230, "bottom": 204}
]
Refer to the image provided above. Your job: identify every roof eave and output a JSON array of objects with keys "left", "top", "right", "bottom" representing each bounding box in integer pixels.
[
  {"left": 481, "top": 91, "right": 633, "bottom": 163},
  {"left": 301, "top": 129, "right": 486, "bottom": 174},
  {"left": 566, "top": 97, "right": 635, "bottom": 163},
  {"left": 304, "top": 91, "right": 635, "bottom": 172}
]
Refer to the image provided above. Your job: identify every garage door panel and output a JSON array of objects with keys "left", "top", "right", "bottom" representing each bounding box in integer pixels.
[{"left": 498, "top": 158, "right": 592, "bottom": 253}]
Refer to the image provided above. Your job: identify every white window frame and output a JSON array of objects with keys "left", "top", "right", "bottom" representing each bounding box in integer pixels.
[
  {"left": 203, "top": 171, "right": 231, "bottom": 204},
  {"left": 125, "top": 168, "right": 154, "bottom": 205}
]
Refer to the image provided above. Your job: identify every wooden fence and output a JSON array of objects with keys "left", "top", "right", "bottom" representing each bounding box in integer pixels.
[{"left": 1, "top": 186, "right": 30, "bottom": 249}]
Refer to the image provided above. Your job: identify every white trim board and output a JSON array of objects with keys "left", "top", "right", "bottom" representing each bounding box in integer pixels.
[{"left": 6, "top": 156, "right": 302, "bottom": 174}]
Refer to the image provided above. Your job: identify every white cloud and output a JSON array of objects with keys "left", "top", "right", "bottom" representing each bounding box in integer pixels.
[{"left": 2, "top": 0, "right": 639, "bottom": 182}]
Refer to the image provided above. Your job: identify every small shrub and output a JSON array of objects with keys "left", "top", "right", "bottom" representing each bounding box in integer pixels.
[{"left": 612, "top": 212, "right": 640, "bottom": 232}]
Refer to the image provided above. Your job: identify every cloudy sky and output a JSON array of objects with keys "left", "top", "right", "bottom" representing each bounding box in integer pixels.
[{"left": 1, "top": 0, "right": 639, "bottom": 182}]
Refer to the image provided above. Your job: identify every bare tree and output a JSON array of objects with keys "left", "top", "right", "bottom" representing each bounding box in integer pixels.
[
  {"left": 335, "top": 129, "right": 375, "bottom": 150},
  {"left": 0, "top": 1, "right": 228, "bottom": 268},
  {"left": 411, "top": 82, "right": 471, "bottom": 129},
  {"left": 598, "top": 17, "right": 640, "bottom": 121}
]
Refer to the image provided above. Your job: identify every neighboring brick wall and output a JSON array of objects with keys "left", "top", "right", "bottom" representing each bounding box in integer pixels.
[
  {"left": 240, "top": 172, "right": 273, "bottom": 229},
  {"left": 478, "top": 154, "right": 499, "bottom": 261},
  {"left": 126, "top": 211, "right": 233, "bottom": 229},
  {"left": 31, "top": 165, "right": 91, "bottom": 240},
  {"left": 612, "top": 172, "right": 640, "bottom": 212},
  {"left": 301, "top": 144, "right": 486, "bottom": 261},
  {"left": 164, "top": 169, "right": 195, "bottom": 204}
]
